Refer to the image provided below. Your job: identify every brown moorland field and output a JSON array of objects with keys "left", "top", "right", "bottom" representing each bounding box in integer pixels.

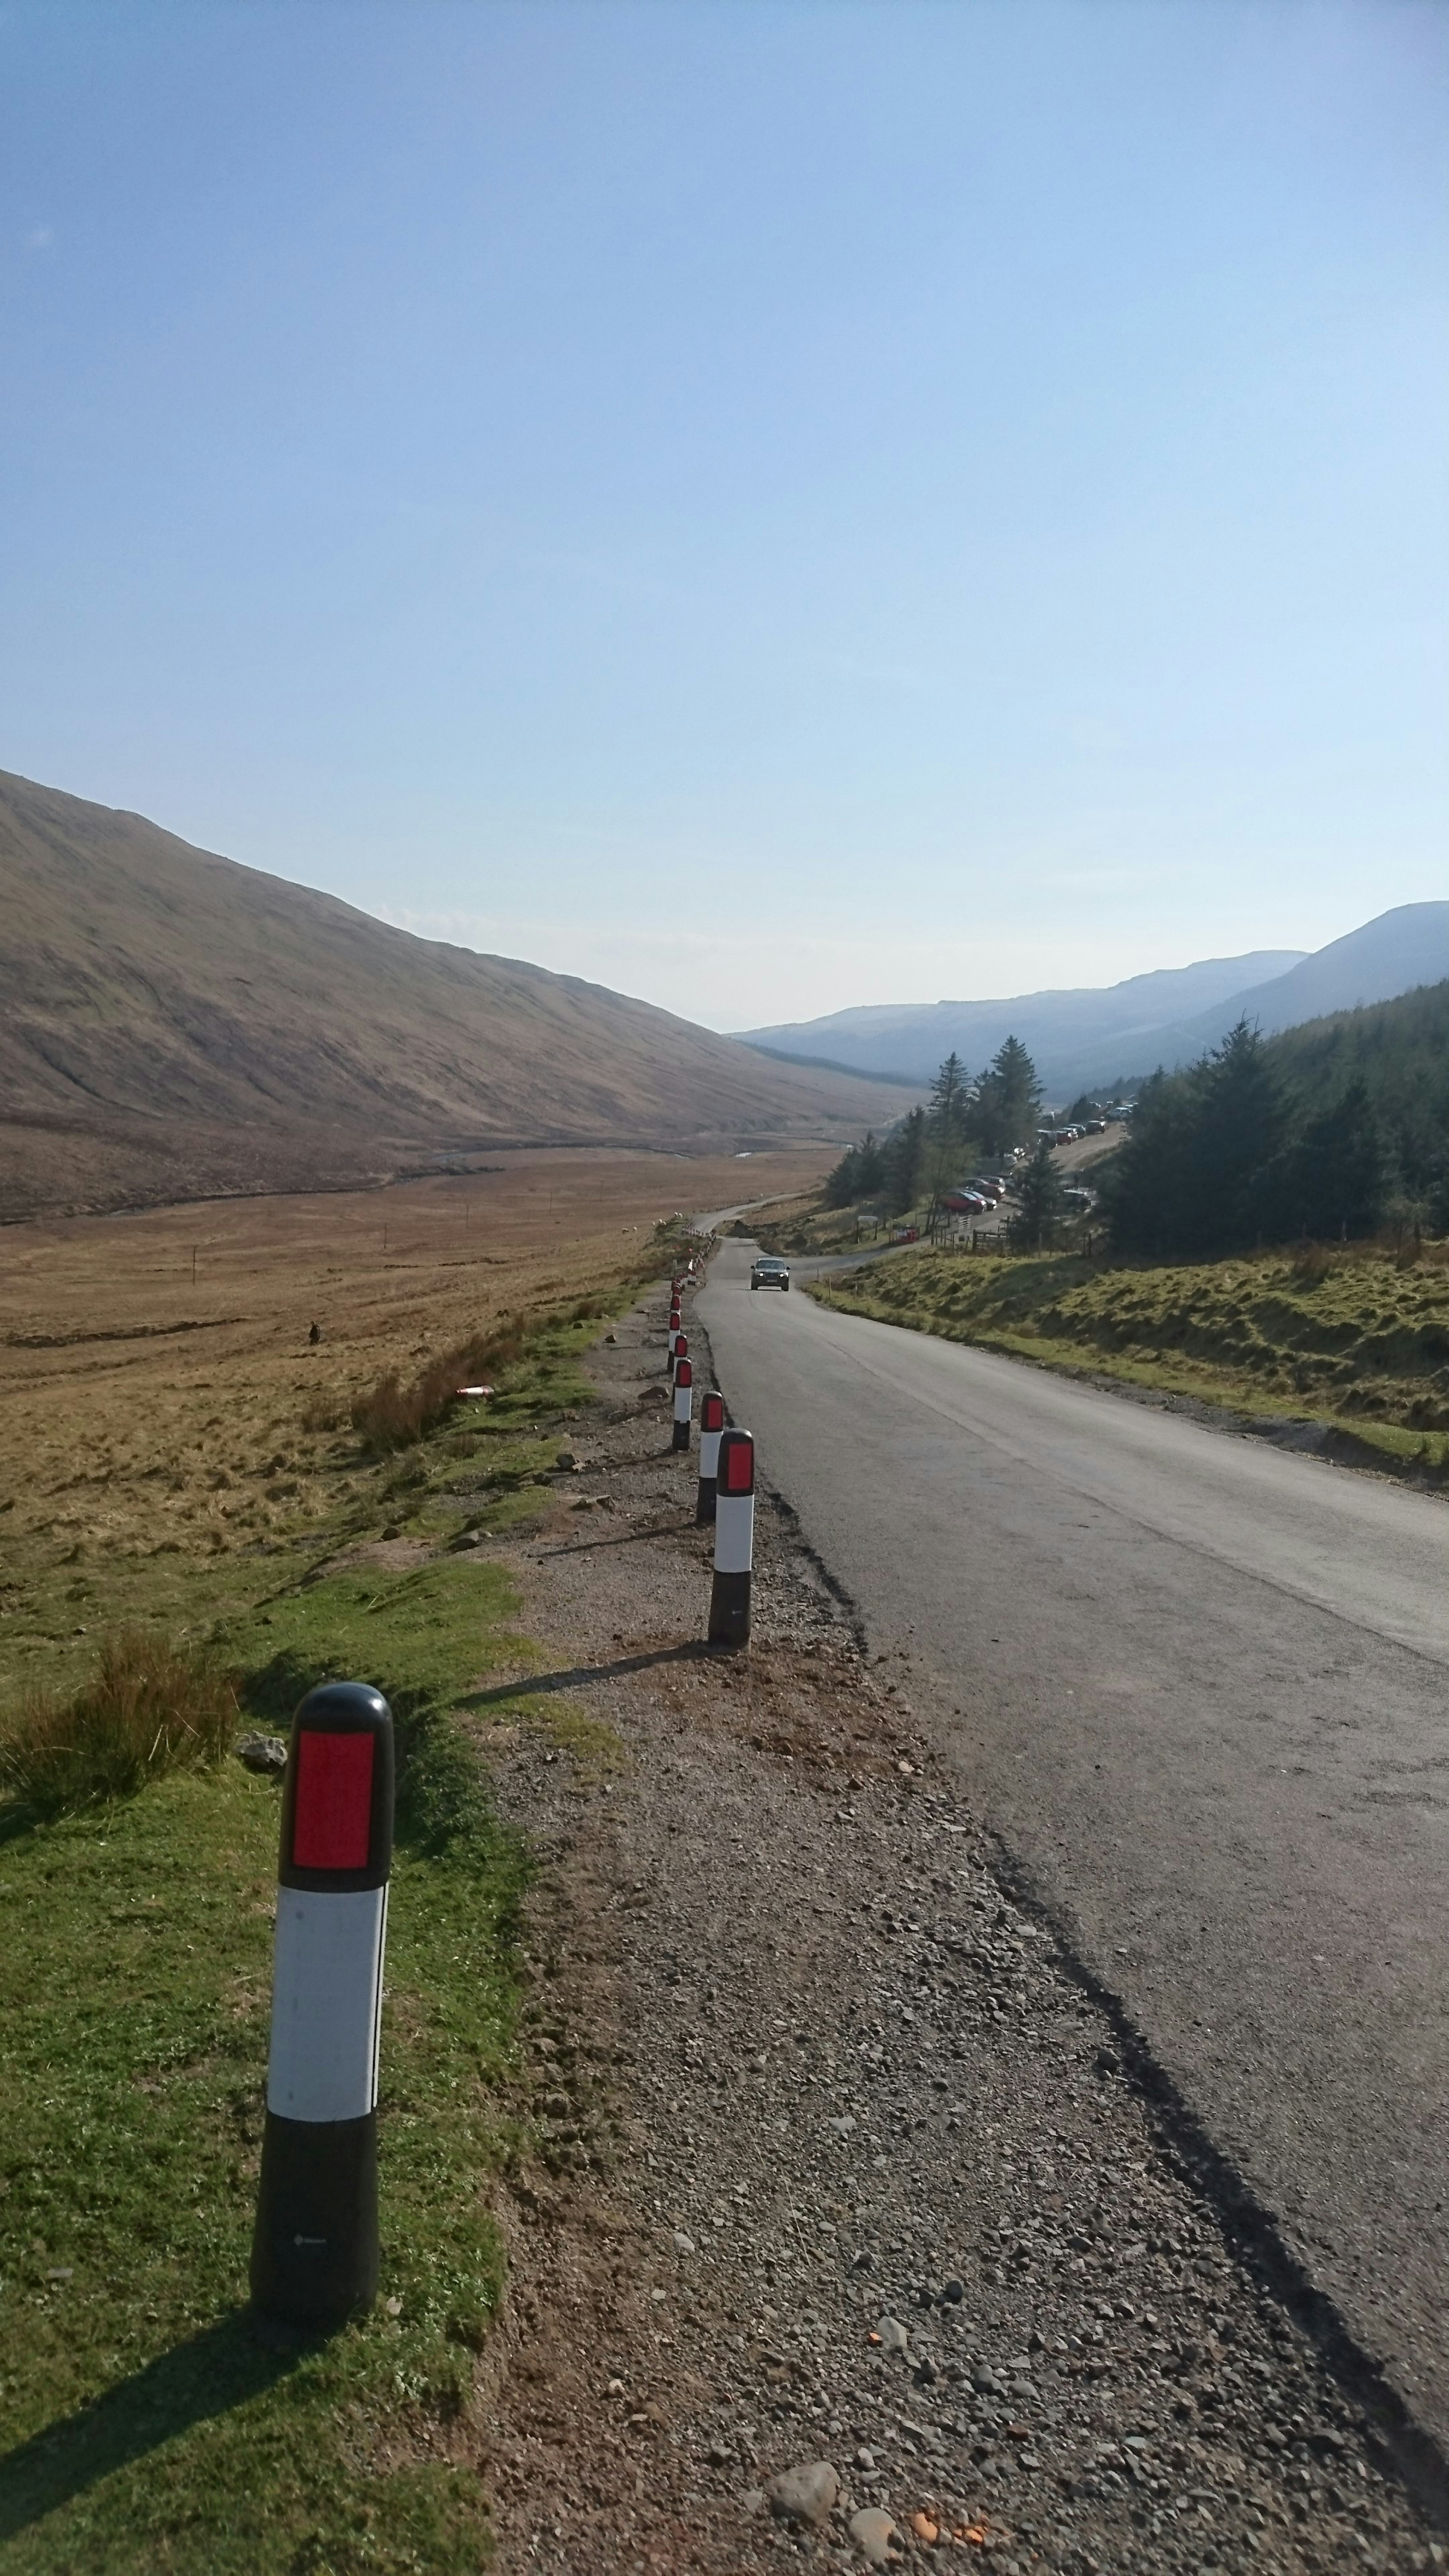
[{"left": 0, "top": 1142, "right": 819, "bottom": 1697}]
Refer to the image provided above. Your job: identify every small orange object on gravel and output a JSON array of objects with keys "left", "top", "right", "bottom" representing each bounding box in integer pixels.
[{"left": 908, "top": 2512, "right": 938, "bottom": 2544}]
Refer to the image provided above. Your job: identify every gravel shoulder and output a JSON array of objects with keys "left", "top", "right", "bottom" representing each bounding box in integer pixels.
[{"left": 468, "top": 1282, "right": 1440, "bottom": 2574}]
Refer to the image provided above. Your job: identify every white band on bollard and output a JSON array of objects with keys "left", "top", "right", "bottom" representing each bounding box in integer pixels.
[
  {"left": 267, "top": 1885, "right": 388, "bottom": 2123},
  {"left": 714, "top": 1489, "right": 753, "bottom": 1573},
  {"left": 696, "top": 1389, "right": 725, "bottom": 1524}
]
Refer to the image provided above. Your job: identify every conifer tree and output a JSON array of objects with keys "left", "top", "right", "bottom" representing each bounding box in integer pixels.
[
  {"left": 883, "top": 1106, "right": 926, "bottom": 1216},
  {"left": 975, "top": 1035, "right": 1042, "bottom": 1156},
  {"left": 925, "top": 1052, "right": 971, "bottom": 1214},
  {"left": 1014, "top": 1138, "right": 1067, "bottom": 1248}
]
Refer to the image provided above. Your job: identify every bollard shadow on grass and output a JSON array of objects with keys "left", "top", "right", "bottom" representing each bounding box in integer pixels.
[{"left": 0, "top": 2309, "right": 312, "bottom": 2542}]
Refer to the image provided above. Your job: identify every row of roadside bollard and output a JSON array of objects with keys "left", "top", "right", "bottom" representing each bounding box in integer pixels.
[
  {"left": 250, "top": 1263, "right": 744, "bottom": 2338},
  {"left": 666, "top": 1269, "right": 754, "bottom": 1652}
]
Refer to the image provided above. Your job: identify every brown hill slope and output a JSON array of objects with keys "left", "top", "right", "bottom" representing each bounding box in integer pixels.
[{"left": 0, "top": 770, "right": 913, "bottom": 1220}]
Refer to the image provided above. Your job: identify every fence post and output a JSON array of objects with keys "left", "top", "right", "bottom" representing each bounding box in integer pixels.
[
  {"left": 708, "top": 1428, "right": 754, "bottom": 1648},
  {"left": 696, "top": 1389, "right": 725, "bottom": 1523},
  {"left": 250, "top": 1682, "right": 394, "bottom": 2330}
]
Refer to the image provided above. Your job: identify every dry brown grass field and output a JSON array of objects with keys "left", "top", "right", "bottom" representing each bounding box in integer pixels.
[{"left": 0, "top": 1142, "right": 823, "bottom": 1700}]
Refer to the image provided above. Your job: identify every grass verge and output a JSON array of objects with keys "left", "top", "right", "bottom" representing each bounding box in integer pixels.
[
  {"left": 0, "top": 1292, "right": 642, "bottom": 2571},
  {"left": 0, "top": 1554, "right": 535, "bottom": 2573},
  {"left": 811, "top": 1244, "right": 1449, "bottom": 1472}
]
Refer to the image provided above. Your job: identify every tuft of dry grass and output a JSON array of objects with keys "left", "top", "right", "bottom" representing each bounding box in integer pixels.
[
  {"left": 350, "top": 1315, "right": 530, "bottom": 1453},
  {"left": 1289, "top": 1241, "right": 1338, "bottom": 1285},
  {"left": 0, "top": 1628, "right": 240, "bottom": 1816}
]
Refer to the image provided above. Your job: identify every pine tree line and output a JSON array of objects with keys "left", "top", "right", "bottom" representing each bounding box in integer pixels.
[
  {"left": 824, "top": 1036, "right": 1044, "bottom": 1217},
  {"left": 1101, "top": 981, "right": 1449, "bottom": 1258}
]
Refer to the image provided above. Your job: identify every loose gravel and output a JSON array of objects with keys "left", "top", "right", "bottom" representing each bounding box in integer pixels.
[{"left": 467, "top": 1283, "right": 1439, "bottom": 2573}]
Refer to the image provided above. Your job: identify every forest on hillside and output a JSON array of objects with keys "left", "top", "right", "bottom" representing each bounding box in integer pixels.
[
  {"left": 823, "top": 981, "right": 1449, "bottom": 1261},
  {"left": 1101, "top": 980, "right": 1449, "bottom": 1256}
]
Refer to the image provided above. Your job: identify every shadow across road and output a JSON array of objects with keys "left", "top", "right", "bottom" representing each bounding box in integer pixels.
[{"left": 0, "top": 2309, "right": 311, "bottom": 2542}]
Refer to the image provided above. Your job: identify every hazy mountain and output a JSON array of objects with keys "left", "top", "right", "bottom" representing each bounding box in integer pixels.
[
  {"left": 740, "top": 950, "right": 1306, "bottom": 1089},
  {"left": 0, "top": 771, "right": 915, "bottom": 1220},
  {"left": 1085, "top": 904, "right": 1449, "bottom": 1092},
  {"left": 742, "top": 904, "right": 1449, "bottom": 1099}
]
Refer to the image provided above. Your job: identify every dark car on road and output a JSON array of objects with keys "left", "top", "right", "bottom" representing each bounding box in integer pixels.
[{"left": 750, "top": 1256, "right": 791, "bottom": 1291}]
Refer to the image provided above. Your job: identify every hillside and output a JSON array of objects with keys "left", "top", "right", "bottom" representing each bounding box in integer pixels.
[
  {"left": 741, "top": 904, "right": 1449, "bottom": 1096},
  {"left": 1087, "top": 904, "right": 1449, "bottom": 1090},
  {"left": 0, "top": 771, "right": 914, "bottom": 1221},
  {"left": 740, "top": 948, "right": 1306, "bottom": 1087}
]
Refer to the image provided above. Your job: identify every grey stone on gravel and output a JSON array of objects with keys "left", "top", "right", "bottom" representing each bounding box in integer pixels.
[
  {"left": 848, "top": 2505, "right": 897, "bottom": 2564},
  {"left": 765, "top": 2460, "right": 838, "bottom": 2526},
  {"left": 234, "top": 1731, "right": 286, "bottom": 1776}
]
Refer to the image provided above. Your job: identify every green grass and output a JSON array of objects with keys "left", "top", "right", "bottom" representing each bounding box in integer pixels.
[
  {"left": 0, "top": 1304, "right": 630, "bottom": 2571},
  {"left": 0, "top": 1741, "right": 526, "bottom": 2569},
  {"left": 812, "top": 1244, "right": 1449, "bottom": 1472}
]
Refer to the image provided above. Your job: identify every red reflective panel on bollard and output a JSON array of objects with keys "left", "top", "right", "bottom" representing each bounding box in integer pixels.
[
  {"left": 701, "top": 1391, "right": 725, "bottom": 1433},
  {"left": 292, "top": 1731, "right": 376, "bottom": 1870},
  {"left": 674, "top": 1333, "right": 688, "bottom": 1361},
  {"left": 675, "top": 1357, "right": 692, "bottom": 1386},
  {"left": 718, "top": 1433, "right": 754, "bottom": 1496}
]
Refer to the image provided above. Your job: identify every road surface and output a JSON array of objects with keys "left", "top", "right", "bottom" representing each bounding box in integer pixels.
[{"left": 699, "top": 1236, "right": 1449, "bottom": 2456}]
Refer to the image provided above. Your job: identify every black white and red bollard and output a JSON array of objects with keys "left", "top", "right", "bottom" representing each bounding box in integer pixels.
[
  {"left": 696, "top": 1389, "right": 725, "bottom": 1523},
  {"left": 250, "top": 1682, "right": 394, "bottom": 2330},
  {"left": 672, "top": 1353, "right": 694, "bottom": 1452},
  {"left": 707, "top": 1427, "right": 754, "bottom": 1649},
  {"left": 666, "top": 1301, "right": 682, "bottom": 1372}
]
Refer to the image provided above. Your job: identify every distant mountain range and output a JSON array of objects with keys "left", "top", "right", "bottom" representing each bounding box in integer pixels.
[
  {"left": 740, "top": 904, "right": 1449, "bottom": 1099},
  {"left": 0, "top": 771, "right": 914, "bottom": 1221}
]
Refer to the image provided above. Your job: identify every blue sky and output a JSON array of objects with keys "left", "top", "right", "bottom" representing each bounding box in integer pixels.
[{"left": 2, "top": 2, "right": 1444, "bottom": 1029}]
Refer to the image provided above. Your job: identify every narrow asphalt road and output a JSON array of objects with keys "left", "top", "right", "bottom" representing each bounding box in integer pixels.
[{"left": 698, "top": 1237, "right": 1449, "bottom": 2458}]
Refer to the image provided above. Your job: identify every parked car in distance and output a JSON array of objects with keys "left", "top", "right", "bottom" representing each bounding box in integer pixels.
[
  {"left": 750, "top": 1255, "right": 791, "bottom": 1291},
  {"left": 891, "top": 1225, "right": 921, "bottom": 1243}
]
